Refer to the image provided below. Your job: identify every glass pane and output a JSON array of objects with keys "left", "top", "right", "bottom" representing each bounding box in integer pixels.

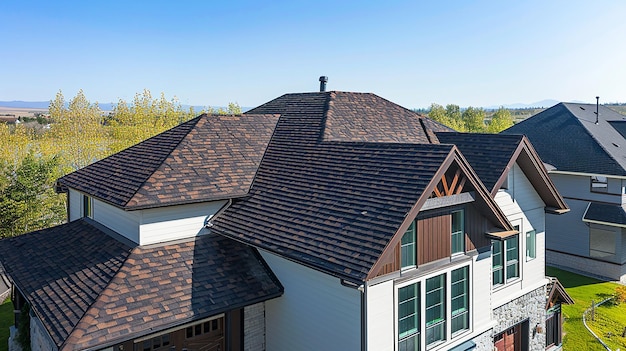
[
  {"left": 162, "top": 334, "right": 170, "bottom": 346},
  {"left": 399, "top": 333, "right": 420, "bottom": 351},
  {"left": 451, "top": 211, "right": 464, "bottom": 254},
  {"left": 401, "top": 222, "right": 416, "bottom": 268},
  {"left": 426, "top": 321, "right": 446, "bottom": 346},
  {"left": 398, "top": 283, "right": 419, "bottom": 338},
  {"left": 526, "top": 230, "right": 536, "bottom": 259},
  {"left": 195, "top": 324, "right": 202, "bottom": 336}
]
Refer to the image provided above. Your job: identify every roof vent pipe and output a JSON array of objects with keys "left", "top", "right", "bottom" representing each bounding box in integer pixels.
[
  {"left": 596, "top": 96, "right": 600, "bottom": 124},
  {"left": 319, "top": 76, "right": 328, "bottom": 92}
]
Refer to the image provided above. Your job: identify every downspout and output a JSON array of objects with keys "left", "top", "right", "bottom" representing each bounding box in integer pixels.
[{"left": 360, "top": 284, "right": 366, "bottom": 351}]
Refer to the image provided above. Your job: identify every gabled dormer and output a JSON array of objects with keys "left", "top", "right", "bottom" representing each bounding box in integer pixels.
[{"left": 368, "top": 148, "right": 513, "bottom": 279}]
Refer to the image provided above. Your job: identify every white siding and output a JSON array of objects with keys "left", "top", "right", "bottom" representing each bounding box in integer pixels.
[
  {"left": 67, "top": 189, "right": 82, "bottom": 222},
  {"left": 93, "top": 199, "right": 140, "bottom": 244},
  {"left": 472, "top": 252, "right": 493, "bottom": 329},
  {"left": 366, "top": 279, "right": 394, "bottom": 351},
  {"left": 260, "top": 250, "right": 361, "bottom": 351},
  {"left": 139, "top": 200, "right": 226, "bottom": 245},
  {"left": 493, "top": 163, "right": 547, "bottom": 307}
]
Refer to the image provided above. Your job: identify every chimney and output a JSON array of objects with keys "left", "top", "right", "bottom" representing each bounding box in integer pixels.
[
  {"left": 319, "top": 76, "right": 328, "bottom": 92},
  {"left": 596, "top": 96, "right": 600, "bottom": 124}
]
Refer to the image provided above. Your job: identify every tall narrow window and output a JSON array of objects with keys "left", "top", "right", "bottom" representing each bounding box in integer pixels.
[
  {"left": 425, "top": 274, "right": 446, "bottom": 347},
  {"left": 398, "top": 283, "right": 420, "bottom": 351},
  {"left": 401, "top": 222, "right": 416, "bottom": 269},
  {"left": 492, "top": 240, "right": 504, "bottom": 286},
  {"left": 526, "top": 230, "right": 536, "bottom": 260},
  {"left": 83, "top": 195, "right": 92, "bottom": 218},
  {"left": 451, "top": 267, "right": 469, "bottom": 334},
  {"left": 505, "top": 235, "right": 519, "bottom": 280},
  {"left": 451, "top": 210, "right": 464, "bottom": 254}
]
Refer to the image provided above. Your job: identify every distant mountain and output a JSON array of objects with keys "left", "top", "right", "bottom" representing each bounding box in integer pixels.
[
  {"left": 486, "top": 99, "right": 559, "bottom": 110},
  {"left": 0, "top": 101, "right": 243, "bottom": 113},
  {"left": 0, "top": 101, "right": 50, "bottom": 109}
]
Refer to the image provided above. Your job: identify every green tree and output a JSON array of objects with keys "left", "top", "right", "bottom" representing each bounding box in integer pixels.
[
  {"left": 487, "top": 107, "right": 514, "bottom": 133},
  {"left": 0, "top": 152, "right": 64, "bottom": 237},
  {"left": 49, "top": 90, "right": 107, "bottom": 171},
  {"left": 462, "top": 107, "right": 486, "bottom": 133}
]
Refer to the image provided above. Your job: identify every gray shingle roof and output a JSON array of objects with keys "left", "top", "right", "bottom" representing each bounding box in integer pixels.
[
  {"left": 57, "top": 114, "right": 281, "bottom": 209},
  {"left": 0, "top": 219, "right": 282, "bottom": 350},
  {"left": 436, "top": 133, "right": 524, "bottom": 192},
  {"left": 503, "top": 103, "right": 626, "bottom": 176},
  {"left": 583, "top": 202, "right": 626, "bottom": 226}
]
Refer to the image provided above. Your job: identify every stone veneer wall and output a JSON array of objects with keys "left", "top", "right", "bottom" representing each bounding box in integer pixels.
[
  {"left": 30, "top": 315, "right": 57, "bottom": 351},
  {"left": 492, "top": 286, "right": 546, "bottom": 351},
  {"left": 244, "top": 302, "right": 266, "bottom": 351},
  {"left": 547, "top": 250, "right": 626, "bottom": 283},
  {"left": 468, "top": 329, "right": 495, "bottom": 351}
]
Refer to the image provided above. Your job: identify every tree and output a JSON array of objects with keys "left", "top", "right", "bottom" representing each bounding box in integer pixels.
[
  {"left": 49, "top": 90, "right": 108, "bottom": 171},
  {"left": 461, "top": 107, "right": 486, "bottom": 133},
  {"left": 487, "top": 107, "right": 514, "bottom": 133},
  {"left": 0, "top": 152, "right": 64, "bottom": 237},
  {"left": 427, "top": 103, "right": 465, "bottom": 131}
]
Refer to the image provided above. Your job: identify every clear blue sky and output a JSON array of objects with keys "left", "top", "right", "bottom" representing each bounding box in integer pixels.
[{"left": 2, "top": 1, "right": 626, "bottom": 109}]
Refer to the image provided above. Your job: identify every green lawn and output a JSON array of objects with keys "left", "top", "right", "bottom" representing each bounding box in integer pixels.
[
  {"left": 0, "top": 298, "right": 13, "bottom": 351},
  {"left": 547, "top": 266, "right": 626, "bottom": 351}
]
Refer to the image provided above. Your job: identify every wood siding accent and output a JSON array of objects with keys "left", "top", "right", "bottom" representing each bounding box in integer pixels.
[
  {"left": 418, "top": 213, "right": 451, "bottom": 265},
  {"left": 374, "top": 242, "right": 401, "bottom": 277}
]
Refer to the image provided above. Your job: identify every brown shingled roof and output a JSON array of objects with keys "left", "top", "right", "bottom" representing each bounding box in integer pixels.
[
  {"left": 58, "top": 114, "right": 280, "bottom": 210},
  {"left": 0, "top": 219, "right": 282, "bottom": 350}
]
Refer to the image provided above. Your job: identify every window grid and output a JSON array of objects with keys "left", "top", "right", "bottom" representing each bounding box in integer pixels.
[
  {"left": 505, "top": 235, "right": 519, "bottom": 280},
  {"left": 401, "top": 222, "right": 416, "bottom": 268},
  {"left": 425, "top": 274, "right": 446, "bottom": 348},
  {"left": 492, "top": 241, "right": 504, "bottom": 285},
  {"left": 398, "top": 283, "right": 420, "bottom": 351},
  {"left": 451, "top": 210, "right": 464, "bottom": 255},
  {"left": 451, "top": 267, "right": 469, "bottom": 334}
]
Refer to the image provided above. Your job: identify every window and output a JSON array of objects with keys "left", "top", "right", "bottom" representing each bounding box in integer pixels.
[
  {"left": 589, "top": 226, "right": 616, "bottom": 261},
  {"left": 526, "top": 230, "right": 536, "bottom": 260},
  {"left": 451, "top": 267, "right": 469, "bottom": 335},
  {"left": 398, "top": 283, "right": 420, "bottom": 351},
  {"left": 451, "top": 210, "right": 464, "bottom": 254},
  {"left": 425, "top": 274, "right": 446, "bottom": 347},
  {"left": 82, "top": 194, "right": 92, "bottom": 218},
  {"left": 140, "top": 334, "right": 171, "bottom": 351},
  {"left": 186, "top": 317, "right": 223, "bottom": 339},
  {"left": 591, "top": 175, "right": 608, "bottom": 193},
  {"left": 492, "top": 241, "right": 504, "bottom": 285},
  {"left": 401, "top": 222, "right": 416, "bottom": 268},
  {"left": 505, "top": 235, "right": 519, "bottom": 280},
  {"left": 493, "top": 229, "right": 520, "bottom": 287}
]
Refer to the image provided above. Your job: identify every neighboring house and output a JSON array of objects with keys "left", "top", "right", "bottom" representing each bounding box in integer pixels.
[
  {"left": 0, "top": 89, "right": 569, "bottom": 351},
  {"left": 503, "top": 102, "right": 626, "bottom": 282}
]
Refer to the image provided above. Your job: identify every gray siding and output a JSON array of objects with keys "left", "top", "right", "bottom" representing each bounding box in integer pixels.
[
  {"left": 260, "top": 250, "right": 361, "bottom": 351},
  {"left": 545, "top": 199, "right": 589, "bottom": 256}
]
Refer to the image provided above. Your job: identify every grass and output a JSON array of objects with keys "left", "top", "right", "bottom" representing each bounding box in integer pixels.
[
  {"left": 547, "top": 266, "right": 626, "bottom": 351},
  {"left": 0, "top": 298, "right": 12, "bottom": 351}
]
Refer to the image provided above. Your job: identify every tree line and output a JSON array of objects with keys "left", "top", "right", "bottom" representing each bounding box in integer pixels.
[
  {"left": 425, "top": 103, "right": 514, "bottom": 133},
  {"left": 0, "top": 89, "right": 240, "bottom": 238}
]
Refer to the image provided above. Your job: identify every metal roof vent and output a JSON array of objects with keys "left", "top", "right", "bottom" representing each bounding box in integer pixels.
[
  {"left": 595, "top": 96, "right": 599, "bottom": 124},
  {"left": 319, "top": 76, "right": 328, "bottom": 92}
]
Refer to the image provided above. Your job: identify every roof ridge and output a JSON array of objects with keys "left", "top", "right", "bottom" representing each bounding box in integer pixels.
[{"left": 122, "top": 115, "right": 204, "bottom": 207}]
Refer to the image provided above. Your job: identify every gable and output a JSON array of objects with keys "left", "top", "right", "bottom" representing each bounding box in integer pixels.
[{"left": 367, "top": 151, "right": 512, "bottom": 280}]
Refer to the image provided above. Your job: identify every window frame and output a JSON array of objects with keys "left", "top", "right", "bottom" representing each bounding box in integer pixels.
[
  {"left": 82, "top": 194, "right": 93, "bottom": 219},
  {"left": 398, "top": 282, "right": 420, "bottom": 351},
  {"left": 451, "top": 210, "right": 465, "bottom": 255},
  {"left": 401, "top": 221, "right": 417, "bottom": 269},
  {"left": 492, "top": 228, "right": 520, "bottom": 288},
  {"left": 526, "top": 230, "right": 536, "bottom": 261},
  {"left": 450, "top": 266, "right": 469, "bottom": 335},
  {"left": 590, "top": 175, "right": 608, "bottom": 193}
]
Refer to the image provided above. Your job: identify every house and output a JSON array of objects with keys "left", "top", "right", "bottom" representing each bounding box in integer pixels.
[
  {"left": 0, "top": 88, "right": 569, "bottom": 351},
  {"left": 503, "top": 102, "right": 626, "bottom": 282}
]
